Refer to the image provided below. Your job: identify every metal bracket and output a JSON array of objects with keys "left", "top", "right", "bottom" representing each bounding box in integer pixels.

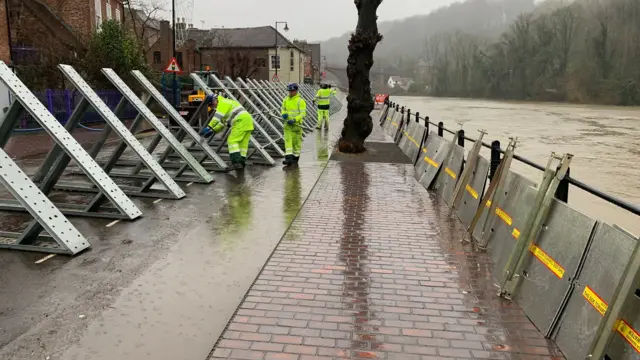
[
  {"left": 451, "top": 130, "right": 486, "bottom": 208},
  {"left": 0, "top": 61, "right": 142, "bottom": 220},
  {"left": 467, "top": 138, "right": 517, "bottom": 248},
  {"left": 0, "top": 147, "right": 90, "bottom": 255},
  {"left": 500, "top": 153, "right": 573, "bottom": 298},
  {"left": 101, "top": 68, "right": 214, "bottom": 183}
]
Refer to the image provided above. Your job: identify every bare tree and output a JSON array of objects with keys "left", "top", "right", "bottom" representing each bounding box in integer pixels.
[
  {"left": 125, "top": 0, "right": 166, "bottom": 55},
  {"left": 338, "top": 0, "right": 384, "bottom": 154}
]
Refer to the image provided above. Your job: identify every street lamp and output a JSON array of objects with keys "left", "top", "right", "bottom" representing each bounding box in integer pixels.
[{"left": 274, "top": 21, "right": 289, "bottom": 79}]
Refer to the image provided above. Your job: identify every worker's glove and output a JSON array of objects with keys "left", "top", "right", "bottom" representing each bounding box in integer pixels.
[
  {"left": 282, "top": 113, "right": 289, "bottom": 120},
  {"left": 287, "top": 119, "right": 295, "bottom": 125},
  {"left": 200, "top": 126, "right": 214, "bottom": 138}
]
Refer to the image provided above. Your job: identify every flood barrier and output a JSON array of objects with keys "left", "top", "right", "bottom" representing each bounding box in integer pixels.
[
  {"left": 375, "top": 100, "right": 640, "bottom": 360},
  {"left": 0, "top": 59, "right": 339, "bottom": 254}
]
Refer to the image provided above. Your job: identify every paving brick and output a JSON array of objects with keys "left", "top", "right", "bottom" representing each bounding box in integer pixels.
[{"left": 208, "top": 162, "right": 564, "bottom": 360}]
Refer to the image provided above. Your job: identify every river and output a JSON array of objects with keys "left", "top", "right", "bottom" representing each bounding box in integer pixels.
[{"left": 394, "top": 96, "right": 640, "bottom": 236}]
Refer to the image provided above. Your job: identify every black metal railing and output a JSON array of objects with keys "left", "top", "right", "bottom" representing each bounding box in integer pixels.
[{"left": 384, "top": 101, "right": 640, "bottom": 217}]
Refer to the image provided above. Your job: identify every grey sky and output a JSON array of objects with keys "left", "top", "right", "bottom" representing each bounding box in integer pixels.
[{"left": 166, "top": 0, "right": 458, "bottom": 42}]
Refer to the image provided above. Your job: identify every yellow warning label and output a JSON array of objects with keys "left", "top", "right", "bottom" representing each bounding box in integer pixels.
[
  {"left": 530, "top": 244, "right": 565, "bottom": 279},
  {"left": 495, "top": 207, "right": 513, "bottom": 226},
  {"left": 485, "top": 200, "right": 492, "bottom": 207},
  {"left": 583, "top": 286, "right": 608, "bottom": 316},
  {"left": 512, "top": 228, "right": 520, "bottom": 239},
  {"left": 392, "top": 122, "right": 398, "bottom": 127},
  {"left": 422, "top": 148, "right": 427, "bottom": 153},
  {"left": 465, "top": 185, "right": 478, "bottom": 199},
  {"left": 445, "top": 168, "right": 457, "bottom": 179},
  {"left": 617, "top": 320, "right": 640, "bottom": 353},
  {"left": 423, "top": 156, "right": 438, "bottom": 168}
]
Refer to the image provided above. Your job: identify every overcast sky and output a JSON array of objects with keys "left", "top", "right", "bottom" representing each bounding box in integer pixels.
[{"left": 165, "top": 0, "right": 460, "bottom": 42}]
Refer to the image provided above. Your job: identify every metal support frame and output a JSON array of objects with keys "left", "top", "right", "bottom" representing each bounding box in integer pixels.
[
  {"left": 100, "top": 68, "right": 215, "bottom": 183},
  {"left": 130, "top": 70, "right": 228, "bottom": 174},
  {"left": 0, "top": 61, "right": 142, "bottom": 220},
  {"left": 191, "top": 73, "right": 276, "bottom": 166},
  {"left": 500, "top": 153, "right": 573, "bottom": 297},
  {"left": 467, "top": 138, "right": 517, "bottom": 247},
  {"left": 52, "top": 65, "right": 186, "bottom": 200},
  {"left": 0, "top": 147, "right": 91, "bottom": 255},
  {"left": 247, "top": 79, "right": 314, "bottom": 134}
]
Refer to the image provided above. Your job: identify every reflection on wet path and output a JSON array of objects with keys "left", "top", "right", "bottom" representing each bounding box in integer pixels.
[
  {"left": 338, "top": 163, "right": 378, "bottom": 357},
  {"left": 211, "top": 161, "right": 563, "bottom": 359}
]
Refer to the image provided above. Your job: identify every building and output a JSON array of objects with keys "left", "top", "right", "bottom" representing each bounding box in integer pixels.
[
  {"left": 5, "top": 0, "right": 124, "bottom": 65},
  {"left": 147, "top": 24, "right": 306, "bottom": 83},
  {"left": 293, "top": 40, "right": 321, "bottom": 84},
  {"left": 387, "top": 76, "right": 415, "bottom": 91}
]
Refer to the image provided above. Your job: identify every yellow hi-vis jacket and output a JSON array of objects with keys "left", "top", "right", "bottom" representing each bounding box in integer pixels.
[
  {"left": 281, "top": 94, "right": 307, "bottom": 125},
  {"left": 315, "top": 88, "right": 332, "bottom": 106},
  {"left": 207, "top": 95, "right": 254, "bottom": 133}
]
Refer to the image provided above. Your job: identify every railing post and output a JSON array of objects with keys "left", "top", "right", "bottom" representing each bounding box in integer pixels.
[
  {"left": 437, "top": 121, "right": 444, "bottom": 137},
  {"left": 457, "top": 129, "right": 465, "bottom": 147},
  {"left": 489, "top": 140, "right": 501, "bottom": 182},
  {"left": 555, "top": 166, "right": 570, "bottom": 202},
  {"left": 406, "top": 109, "right": 411, "bottom": 126},
  {"left": 415, "top": 112, "right": 419, "bottom": 123},
  {"left": 425, "top": 116, "right": 429, "bottom": 133}
]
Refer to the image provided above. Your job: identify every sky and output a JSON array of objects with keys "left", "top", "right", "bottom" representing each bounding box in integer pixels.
[{"left": 160, "top": 0, "right": 460, "bottom": 42}]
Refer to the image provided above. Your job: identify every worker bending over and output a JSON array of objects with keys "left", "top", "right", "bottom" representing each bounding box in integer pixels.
[
  {"left": 200, "top": 94, "right": 254, "bottom": 170},
  {"left": 314, "top": 84, "right": 332, "bottom": 130},
  {"left": 281, "top": 83, "right": 307, "bottom": 166}
]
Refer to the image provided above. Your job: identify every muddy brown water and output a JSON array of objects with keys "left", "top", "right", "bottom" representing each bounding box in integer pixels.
[{"left": 395, "top": 96, "right": 640, "bottom": 236}]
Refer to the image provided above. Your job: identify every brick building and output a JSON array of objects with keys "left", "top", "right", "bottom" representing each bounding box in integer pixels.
[
  {"left": 147, "top": 24, "right": 307, "bottom": 83},
  {"left": 5, "top": 0, "right": 124, "bottom": 65},
  {"left": 1, "top": 0, "right": 10, "bottom": 63}
]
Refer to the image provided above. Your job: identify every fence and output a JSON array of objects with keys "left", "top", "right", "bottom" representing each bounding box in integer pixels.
[
  {"left": 16, "top": 89, "right": 139, "bottom": 130},
  {"left": 377, "top": 100, "right": 640, "bottom": 360}
]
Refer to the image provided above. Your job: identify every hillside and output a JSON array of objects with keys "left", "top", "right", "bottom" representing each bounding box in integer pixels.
[{"left": 322, "top": 0, "right": 536, "bottom": 68}]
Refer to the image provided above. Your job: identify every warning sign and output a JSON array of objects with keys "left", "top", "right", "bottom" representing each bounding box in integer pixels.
[
  {"left": 164, "top": 57, "right": 182, "bottom": 73},
  {"left": 530, "top": 244, "right": 565, "bottom": 279},
  {"left": 272, "top": 73, "right": 279, "bottom": 82},
  {"left": 617, "top": 320, "right": 640, "bottom": 353},
  {"left": 583, "top": 286, "right": 608, "bottom": 316}
]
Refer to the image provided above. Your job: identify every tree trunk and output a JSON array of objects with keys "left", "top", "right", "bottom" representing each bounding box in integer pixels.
[{"left": 337, "top": 0, "right": 383, "bottom": 153}]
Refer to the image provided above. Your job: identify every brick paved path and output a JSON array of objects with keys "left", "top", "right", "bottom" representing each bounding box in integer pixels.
[{"left": 210, "top": 161, "right": 564, "bottom": 360}]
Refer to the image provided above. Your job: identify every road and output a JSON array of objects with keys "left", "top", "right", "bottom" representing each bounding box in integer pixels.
[{"left": 394, "top": 96, "right": 640, "bottom": 235}]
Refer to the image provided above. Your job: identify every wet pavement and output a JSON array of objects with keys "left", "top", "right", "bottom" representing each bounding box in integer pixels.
[
  {"left": 0, "top": 110, "right": 343, "bottom": 360},
  {"left": 209, "top": 125, "right": 564, "bottom": 359}
]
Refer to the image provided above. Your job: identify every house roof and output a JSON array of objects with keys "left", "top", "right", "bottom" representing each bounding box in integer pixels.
[
  {"left": 132, "top": 9, "right": 160, "bottom": 30},
  {"left": 187, "top": 26, "right": 302, "bottom": 50}
]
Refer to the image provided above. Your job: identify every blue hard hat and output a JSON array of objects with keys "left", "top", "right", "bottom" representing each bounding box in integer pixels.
[
  {"left": 287, "top": 83, "right": 299, "bottom": 91},
  {"left": 205, "top": 94, "right": 215, "bottom": 103}
]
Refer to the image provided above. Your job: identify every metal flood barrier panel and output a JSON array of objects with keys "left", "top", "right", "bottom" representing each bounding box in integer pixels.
[
  {"left": 434, "top": 143, "right": 465, "bottom": 205},
  {"left": 398, "top": 121, "right": 424, "bottom": 162},
  {"left": 384, "top": 110, "right": 401, "bottom": 137},
  {"left": 553, "top": 223, "right": 638, "bottom": 359},
  {"left": 513, "top": 200, "right": 597, "bottom": 335},
  {"left": 471, "top": 171, "right": 525, "bottom": 245},
  {"left": 415, "top": 132, "right": 450, "bottom": 190},
  {"left": 484, "top": 173, "right": 538, "bottom": 283},
  {"left": 382, "top": 106, "right": 396, "bottom": 127},
  {"left": 454, "top": 155, "right": 490, "bottom": 228}
]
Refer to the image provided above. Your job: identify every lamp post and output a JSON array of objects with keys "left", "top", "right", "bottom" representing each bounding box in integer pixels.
[{"left": 274, "top": 21, "right": 289, "bottom": 79}]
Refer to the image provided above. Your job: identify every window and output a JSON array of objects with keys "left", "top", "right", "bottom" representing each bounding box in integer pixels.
[
  {"left": 106, "top": 0, "right": 111, "bottom": 19},
  {"left": 153, "top": 51, "right": 162, "bottom": 64},
  {"left": 256, "top": 58, "right": 267, "bottom": 68},
  {"left": 94, "top": 0, "right": 102, "bottom": 28},
  {"left": 290, "top": 50, "right": 295, "bottom": 71},
  {"left": 115, "top": 7, "right": 121, "bottom": 22},
  {"left": 176, "top": 52, "right": 183, "bottom": 67},
  {"left": 270, "top": 55, "right": 280, "bottom": 70}
]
